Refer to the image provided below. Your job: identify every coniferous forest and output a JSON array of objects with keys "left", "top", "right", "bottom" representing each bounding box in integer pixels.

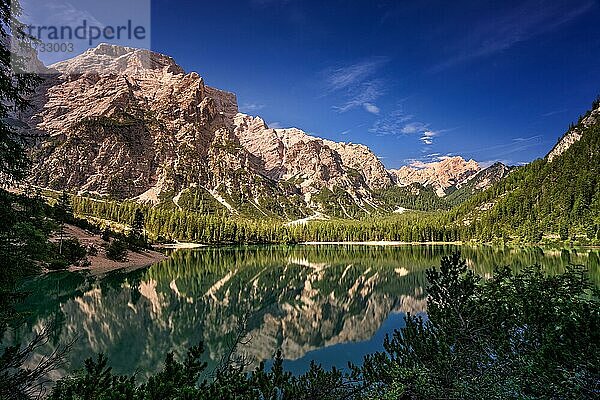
[{"left": 56, "top": 99, "right": 599, "bottom": 247}]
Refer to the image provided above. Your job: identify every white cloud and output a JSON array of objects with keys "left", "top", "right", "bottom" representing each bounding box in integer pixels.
[
  {"left": 369, "top": 108, "right": 412, "bottom": 136},
  {"left": 420, "top": 130, "right": 439, "bottom": 145},
  {"left": 363, "top": 103, "right": 380, "bottom": 114},
  {"left": 325, "top": 57, "right": 387, "bottom": 91},
  {"left": 268, "top": 121, "right": 283, "bottom": 129},
  {"left": 512, "top": 135, "right": 541, "bottom": 142},
  {"left": 541, "top": 109, "right": 568, "bottom": 117},
  {"left": 401, "top": 122, "right": 428, "bottom": 134},
  {"left": 333, "top": 80, "right": 384, "bottom": 113},
  {"left": 370, "top": 108, "right": 444, "bottom": 146}
]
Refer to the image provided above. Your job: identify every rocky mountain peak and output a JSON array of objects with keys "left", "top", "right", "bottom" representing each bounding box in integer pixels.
[
  {"left": 23, "top": 44, "right": 493, "bottom": 217},
  {"left": 23, "top": 45, "right": 394, "bottom": 217},
  {"left": 388, "top": 156, "right": 481, "bottom": 197},
  {"left": 466, "top": 162, "right": 511, "bottom": 191},
  {"left": 50, "top": 43, "right": 184, "bottom": 76},
  {"left": 323, "top": 140, "right": 392, "bottom": 190},
  {"left": 232, "top": 113, "right": 390, "bottom": 195}
]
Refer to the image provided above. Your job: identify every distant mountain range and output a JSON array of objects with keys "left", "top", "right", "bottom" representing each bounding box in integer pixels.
[{"left": 15, "top": 44, "right": 525, "bottom": 219}]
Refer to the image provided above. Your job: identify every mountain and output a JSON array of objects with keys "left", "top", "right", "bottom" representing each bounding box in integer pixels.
[
  {"left": 547, "top": 98, "right": 600, "bottom": 162},
  {"left": 388, "top": 156, "right": 481, "bottom": 197},
  {"left": 18, "top": 44, "right": 388, "bottom": 218},
  {"left": 445, "top": 162, "right": 513, "bottom": 206},
  {"left": 20, "top": 44, "right": 493, "bottom": 218},
  {"left": 450, "top": 99, "right": 600, "bottom": 241}
]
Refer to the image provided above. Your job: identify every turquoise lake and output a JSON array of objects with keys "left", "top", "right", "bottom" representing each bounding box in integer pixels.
[{"left": 8, "top": 244, "right": 600, "bottom": 379}]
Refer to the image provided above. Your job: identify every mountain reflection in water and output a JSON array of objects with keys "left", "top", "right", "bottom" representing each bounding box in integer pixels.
[{"left": 7, "top": 245, "right": 599, "bottom": 378}]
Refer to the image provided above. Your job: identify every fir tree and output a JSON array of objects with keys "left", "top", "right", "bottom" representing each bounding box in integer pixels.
[{"left": 54, "top": 191, "right": 73, "bottom": 254}]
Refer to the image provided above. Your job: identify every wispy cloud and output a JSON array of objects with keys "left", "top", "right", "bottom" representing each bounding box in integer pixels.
[
  {"left": 400, "top": 153, "right": 457, "bottom": 168},
  {"left": 332, "top": 80, "right": 385, "bottom": 113},
  {"left": 323, "top": 57, "right": 388, "bottom": 114},
  {"left": 370, "top": 106, "right": 448, "bottom": 146},
  {"left": 447, "top": 135, "right": 546, "bottom": 165},
  {"left": 420, "top": 130, "right": 438, "bottom": 145},
  {"left": 325, "top": 57, "right": 387, "bottom": 91},
  {"left": 512, "top": 135, "right": 542, "bottom": 142},
  {"left": 268, "top": 121, "right": 283, "bottom": 129},
  {"left": 23, "top": 0, "right": 105, "bottom": 27},
  {"left": 431, "top": 0, "right": 595, "bottom": 72},
  {"left": 369, "top": 107, "right": 412, "bottom": 136},
  {"left": 541, "top": 109, "right": 568, "bottom": 117},
  {"left": 240, "top": 102, "right": 266, "bottom": 113}
]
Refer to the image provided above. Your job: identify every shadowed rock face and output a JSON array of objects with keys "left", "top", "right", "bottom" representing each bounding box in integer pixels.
[{"left": 468, "top": 162, "right": 512, "bottom": 191}]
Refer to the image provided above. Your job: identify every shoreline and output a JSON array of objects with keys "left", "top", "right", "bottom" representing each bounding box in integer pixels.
[
  {"left": 154, "top": 242, "right": 207, "bottom": 249},
  {"left": 301, "top": 241, "right": 465, "bottom": 246},
  {"left": 67, "top": 248, "right": 167, "bottom": 275},
  {"left": 53, "top": 224, "right": 168, "bottom": 275}
]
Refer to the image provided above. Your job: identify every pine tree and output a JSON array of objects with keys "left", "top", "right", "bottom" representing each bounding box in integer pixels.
[
  {"left": 559, "top": 223, "right": 569, "bottom": 241},
  {"left": 128, "top": 208, "right": 146, "bottom": 248},
  {"left": 54, "top": 191, "right": 73, "bottom": 254}
]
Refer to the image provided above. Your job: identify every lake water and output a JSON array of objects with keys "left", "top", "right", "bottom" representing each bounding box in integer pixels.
[{"left": 8, "top": 245, "right": 600, "bottom": 379}]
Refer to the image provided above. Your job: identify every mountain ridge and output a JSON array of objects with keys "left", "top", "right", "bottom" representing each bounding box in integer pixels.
[
  {"left": 449, "top": 99, "right": 600, "bottom": 241},
  {"left": 22, "top": 44, "right": 506, "bottom": 218}
]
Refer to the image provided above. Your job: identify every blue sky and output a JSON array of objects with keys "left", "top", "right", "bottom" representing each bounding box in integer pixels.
[{"left": 31, "top": 0, "right": 600, "bottom": 168}]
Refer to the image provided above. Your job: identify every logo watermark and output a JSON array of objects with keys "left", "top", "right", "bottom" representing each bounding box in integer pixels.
[{"left": 11, "top": 0, "right": 151, "bottom": 74}]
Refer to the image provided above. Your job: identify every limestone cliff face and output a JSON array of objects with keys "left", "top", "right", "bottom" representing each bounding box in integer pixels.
[
  {"left": 547, "top": 102, "right": 600, "bottom": 162},
  {"left": 389, "top": 156, "right": 481, "bottom": 197},
  {"left": 233, "top": 114, "right": 360, "bottom": 196},
  {"left": 469, "top": 162, "right": 512, "bottom": 191},
  {"left": 322, "top": 140, "right": 393, "bottom": 190},
  {"left": 23, "top": 44, "right": 395, "bottom": 216},
  {"left": 26, "top": 44, "right": 244, "bottom": 200}
]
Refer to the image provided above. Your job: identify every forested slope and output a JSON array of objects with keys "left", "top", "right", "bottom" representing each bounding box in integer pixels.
[{"left": 447, "top": 99, "right": 600, "bottom": 242}]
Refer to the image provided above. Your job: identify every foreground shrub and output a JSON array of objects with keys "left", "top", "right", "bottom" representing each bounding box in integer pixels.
[{"left": 361, "top": 254, "right": 600, "bottom": 399}]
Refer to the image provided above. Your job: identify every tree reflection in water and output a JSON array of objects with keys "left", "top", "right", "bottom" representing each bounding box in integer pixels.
[{"left": 7, "top": 244, "right": 599, "bottom": 379}]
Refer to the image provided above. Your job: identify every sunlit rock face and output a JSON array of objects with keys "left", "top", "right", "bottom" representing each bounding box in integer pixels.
[
  {"left": 547, "top": 102, "right": 600, "bottom": 162},
  {"left": 389, "top": 156, "right": 481, "bottom": 197},
  {"left": 21, "top": 44, "right": 395, "bottom": 216},
  {"left": 21, "top": 44, "right": 495, "bottom": 216}
]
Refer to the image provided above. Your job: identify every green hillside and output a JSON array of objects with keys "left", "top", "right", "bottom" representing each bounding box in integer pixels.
[{"left": 447, "top": 98, "right": 600, "bottom": 243}]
